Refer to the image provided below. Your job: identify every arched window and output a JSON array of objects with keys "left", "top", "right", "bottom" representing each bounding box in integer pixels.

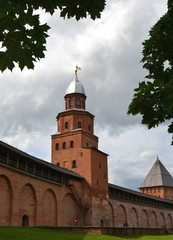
[
  {"left": 69, "top": 99, "right": 73, "bottom": 107},
  {"left": 78, "top": 121, "right": 81, "bottom": 128},
  {"left": 56, "top": 143, "right": 59, "bottom": 150},
  {"left": 63, "top": 142, "right": 66, "bottom": 149},
  {"left": 72, "top": 160, "right": 77, "bottom": 168},
  {"left": 70, "top": 141, "right": 74, "bottom": 148},
  {"left": 65, "top": 122, "right": 68, "bottom": 129},
  {"left": 76, "top": 99, "right": 81, "bottom": 106}
]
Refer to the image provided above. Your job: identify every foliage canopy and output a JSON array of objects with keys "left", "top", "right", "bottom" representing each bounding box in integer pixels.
[
  {"left": 128, "top": 0, "right": 173, "bottom": 144},
  {"left": 0, "top": 0, "right": 105, "bottom": 71}
]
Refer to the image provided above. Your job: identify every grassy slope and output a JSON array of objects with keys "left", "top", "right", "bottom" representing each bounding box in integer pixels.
[{"left": 0, "top": 227, "right": 173, "bottom": 240}]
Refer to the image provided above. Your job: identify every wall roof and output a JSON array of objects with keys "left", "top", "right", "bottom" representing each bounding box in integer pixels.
[
  {"left": 0, "top": 140, "right": 83, "bottom": 180},
  {"left": 108, "top": 183, "right": 173, "bottom": 204}
]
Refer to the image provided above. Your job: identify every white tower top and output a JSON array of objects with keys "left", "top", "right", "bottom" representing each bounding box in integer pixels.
[{"left": 65, "top": 67, "right": 86, "bottom": 95}]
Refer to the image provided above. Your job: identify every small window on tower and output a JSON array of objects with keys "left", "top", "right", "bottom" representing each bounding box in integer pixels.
[
  {"left": 88, "top": 124, "right": 91, "bottom": 131},
  {"left": 78, "top": 121, "right": 81, "bottom": 128},
  {"left": 99, "top": 163, "right": 101, "bottom": 168},
  {"left": 63, "top": 142, "right": 66, "bottom": 149},
  {"left": 86, "top": 142, "right": 89, "bottom": 146},
  {"left": 72, "top": 160, "right": 77, "bottom": 168},
  {"left": 70, "top": 141, "right": 74, "bottom": 148},
  {"left": 69, "top": 99, "right": 73, "bottom": 107},
  {"left": 76, "top": 99, "right": 81, "bottom": 106},
  {"left": 56, "top": 143, "right": 59, "bottom": 150},
  {"left": 65, "top": 122, "right": 68, "bottom": 129},
  {"left": 57, "top": 163, "right": 60, "bottom": 167}
]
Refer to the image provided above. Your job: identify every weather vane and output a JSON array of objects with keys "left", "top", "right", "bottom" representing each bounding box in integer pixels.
[{"left": 75, "top": 66, "right": 81, "bottom": 74}]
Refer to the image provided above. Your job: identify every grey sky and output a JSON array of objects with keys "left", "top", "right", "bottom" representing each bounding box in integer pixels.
[{"left": 0, "top": 0, "right": 172, "bottom": 190}]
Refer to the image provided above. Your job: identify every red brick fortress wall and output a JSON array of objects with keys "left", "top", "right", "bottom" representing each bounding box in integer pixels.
[{"left": 0, "top": 165, "right": 91, "bottom": 227}]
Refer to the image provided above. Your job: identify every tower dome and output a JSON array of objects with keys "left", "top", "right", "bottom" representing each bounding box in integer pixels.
[
  {"left": 65, "top": 69, "right": 85, "bottom": 96},
  {"left": 64, "top": 67, "right": 86, "bottom": 111}
]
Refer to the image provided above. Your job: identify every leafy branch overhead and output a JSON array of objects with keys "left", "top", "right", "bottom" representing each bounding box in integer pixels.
[
  {"left": 0, "top": 0, "right": 106, "bottom": 71},
  {"left": 128, "top": 0, "right": 173, "bottom": 144}
]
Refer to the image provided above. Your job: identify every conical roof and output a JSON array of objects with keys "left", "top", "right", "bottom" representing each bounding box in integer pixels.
[
  {"left": 140, "top": 158, "right": 173, "bottom": 188},
  {"left": 65, "top": 72, "right": 85, "bottom": 95}
]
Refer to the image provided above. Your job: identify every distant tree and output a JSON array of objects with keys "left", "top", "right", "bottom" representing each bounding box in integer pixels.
[
  {"left": 128, "top": 0, "right": 173, "bottom": 144},
  {"left": 0, "top": 0, "right": 105, "bottom": 71}
]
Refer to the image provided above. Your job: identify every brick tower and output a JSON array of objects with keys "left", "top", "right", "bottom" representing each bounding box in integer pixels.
[
  {"left": 51, "top": 68, "right": 110, "bottom": 225},
  {"left": 140, "top": 157, "right": 173, "bottom": 200},
  {"left": 51, "top": 68, "right": 108, "bottom": 197}
]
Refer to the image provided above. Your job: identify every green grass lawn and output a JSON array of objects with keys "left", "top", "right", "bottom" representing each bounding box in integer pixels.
[{"left": 0, "top": 227, "right": 173, "bottom": 240}]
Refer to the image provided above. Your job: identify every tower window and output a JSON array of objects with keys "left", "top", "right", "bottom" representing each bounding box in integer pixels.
[
  {"left": 88, "top": 124, "right": 91, "bottom": 131},
  {"left": 86, "top": 142, "right": 89, "bottom": 146},
  {"left": 63, "top": 142, "right": 66, "bottom": 149},
  {"left": 70, "top": 141, "right": 74, "bottom": 148},
  {"left": 57, "top": 163, "right": 60, "bottom": 167},
  {"left": 65, "top": 122, "right": 68, "bottom": 129},
  {"left": 56, "top": 143, "right": 59, "bottom": 150},
  {"left": 69, "top": 99, "right": 73, "bottom": 107},
  {"left": 76, "top": 99, "right": 81, "bottom": 106},
  {"left": 72, "top": 160, "right": 77, "bottom": 168},
  {"left": 99, "top": 163, "right": 101, "bottom": 168},
  {"left": 78, "top": 121, "right": 81, "bottom": 128}
]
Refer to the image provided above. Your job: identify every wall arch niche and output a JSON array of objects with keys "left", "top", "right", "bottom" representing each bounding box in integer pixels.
[
  {"left": 103, "top": 202, "right": 114, "bottom": 227},
  {"left": 62, "top": 193, "right": 79, "bottom": 226},
  {"left": 150, "top": 211, "right": 158, "bottom": 228},
  {"left": 115, "top": 205, "right": 126, "bottom": 227},
  {"left": 141, "top": 209, "right": 149, "bottom": 228},
  {"left": 129, "top": 207, "right": 139, "bottom": 227},
  {"left": 19, "top": 184, "right": 36, "bottom": 226},
  {"left": 42, "top": 189, "right": 57, "bottom": 226},
  {"left": 159, "top": 213, "right": 166, "bottom": 228},
  {"left": 0, "top": 175, "right": 12, "bottom": 225},
  {"left": 166, "top": 214, "right": 172, "bottom": 228}
]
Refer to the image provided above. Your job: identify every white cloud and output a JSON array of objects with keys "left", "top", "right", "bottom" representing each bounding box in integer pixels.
[{"left": 96, "top": 124, "right": 173, "bottom": 190}]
